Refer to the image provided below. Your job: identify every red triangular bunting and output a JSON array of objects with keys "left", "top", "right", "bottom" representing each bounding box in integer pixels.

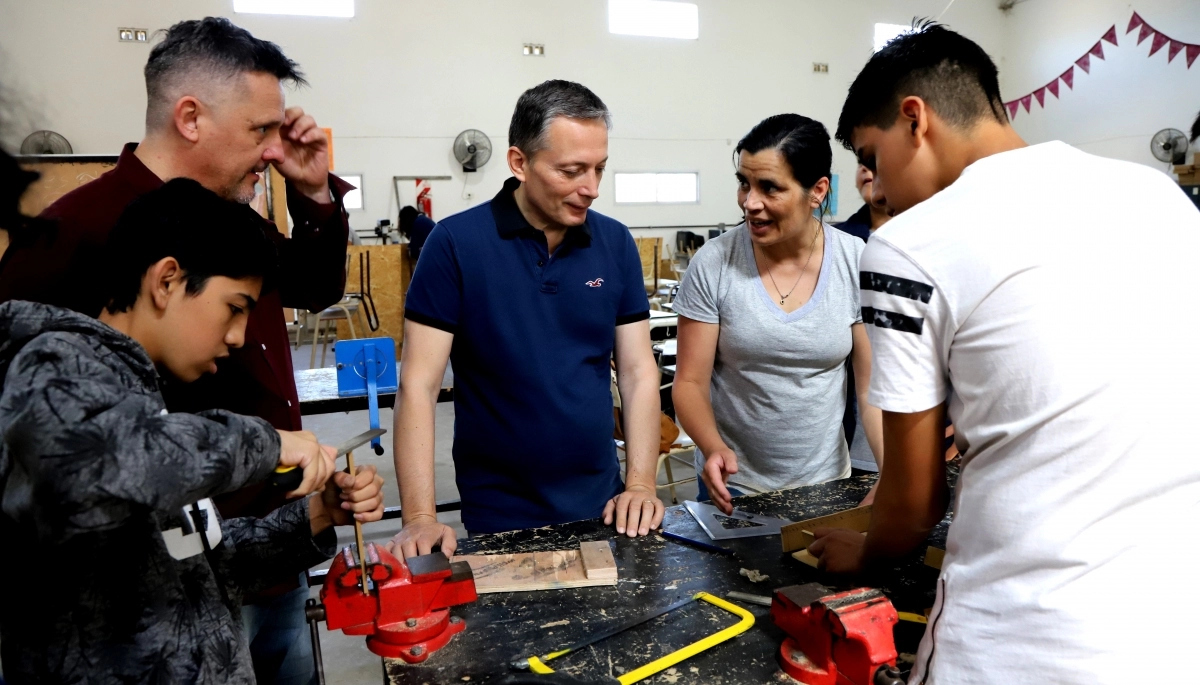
[
  {"left": 1168, "top": 40, "right": 1185, "bottom": 62},
  {"left": 1075, "top": 53, "right": 1091, "bottom": 73},
  {"left": 1188, "top": 44, "right": 1200, "bottom": 68},
  {"left": 1020, "top": 95, "right": 1032, "bottom": 113},
  {"left": 1047, "top": 79, "right": 1060, "bottom": 98},
  {"left": 1149, "top": 31, "right": 1170, "bottom": 56},
  {"left": 1006, "top": 101, "right": 1020, "bottom": 119},
  {"left": 1033, "top": 87, "right": 1046, "bottom": 107},
  {"left": 1089, "top": 41, "right": 1105, "bottom": 60},
  {"left": 1102, "top": 25, "right": 1118, "bottom": 45},
  {"left": 1126, "top": 12, "right": 1144, "bottom": 34},
  {"left": 1061, "top": 67, "right": 1074, "bottom": 89},
  {"left": 1138, "top": 23, "right": 1154, "bottom": 44}
]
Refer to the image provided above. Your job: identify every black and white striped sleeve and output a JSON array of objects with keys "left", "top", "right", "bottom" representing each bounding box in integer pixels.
[{"left": 859, "top": 239, "right": 950, "bottom": 413}]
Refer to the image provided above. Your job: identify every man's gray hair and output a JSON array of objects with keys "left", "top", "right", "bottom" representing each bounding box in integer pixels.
[
  {"left": 144, "top": 17, "right": 306, "bottom": 131},
  {"left": 508, "top": 80, "right": 611, "bottom": 155}
]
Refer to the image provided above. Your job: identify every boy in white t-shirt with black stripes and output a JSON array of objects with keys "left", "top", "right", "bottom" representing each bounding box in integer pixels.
[{"left": 807, "top": 21, "right": 1200, "bottom": 685}]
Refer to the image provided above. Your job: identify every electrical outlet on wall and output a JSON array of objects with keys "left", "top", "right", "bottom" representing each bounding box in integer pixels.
[{"left": 119, "top": 28, "right": 149, "bottom": 42}]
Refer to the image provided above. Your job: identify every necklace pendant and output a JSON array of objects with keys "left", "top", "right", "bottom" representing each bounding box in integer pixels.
[{"left": 780, "top": 298, "right": 785, "bottom": 305}]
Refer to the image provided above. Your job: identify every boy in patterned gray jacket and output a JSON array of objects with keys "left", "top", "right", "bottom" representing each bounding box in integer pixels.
[{"left": 0, "top": 179, "right": 385, "bottom": 684}]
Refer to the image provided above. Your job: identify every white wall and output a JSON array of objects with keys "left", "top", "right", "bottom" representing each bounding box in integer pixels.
[
  {"left": 1000, "top": 0, "right": 1200, "bottom": 170},
  {"left": 0, "top": 0, "right": 1010, "bottom": 243}
]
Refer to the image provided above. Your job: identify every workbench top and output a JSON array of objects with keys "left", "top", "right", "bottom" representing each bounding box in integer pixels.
[{"left": 383, "top": 469, "right": 954, "bottom": 684}]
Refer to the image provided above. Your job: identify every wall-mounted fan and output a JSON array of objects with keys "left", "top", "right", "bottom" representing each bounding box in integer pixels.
[
  {"left": 453, "top": 129, "right": 492, "bottom": 173},
  {"left": 20, "top": 130, "right": 73, "bottom": 155},
  {"left": 1150, "top": 128, "right": 1188, "bottom": 165}
]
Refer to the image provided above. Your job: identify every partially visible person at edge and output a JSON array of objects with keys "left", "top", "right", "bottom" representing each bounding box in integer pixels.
[
  {"left": 388, "top": 80, "right": 664, "bottom": 559},
  {"left": 833, "top": 163, "right": 890, "bottom": 243},
  {"left": 398, "top": 204, "right": 436, "bottom": 263},
  {"left": 671, "top": 114, "right": 884, "bottom": 516},
  {"left": 0, "top": 18, "right": 351, "bottom": 685},
  {"left": 807, "top": 22, "right": 1200, "bottom": 684},
  {"left": 0, "top": 178, "right": 386, "bottom": 685},
  {"left": 833, "top": 163, "right": 893, "bottom": 476}
]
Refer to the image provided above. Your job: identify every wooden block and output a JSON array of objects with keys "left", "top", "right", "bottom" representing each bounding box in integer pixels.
[
  {"left": 792, "top": 550, "right": 819, "bottom": 568},
  {"left": 452, "top": 543, "right": 618, "bottom": 594},
  {"left": 924, "top": 546, "right": 946, "bottom": 570},
  {"left": 579, "top": 541, "right": 617, "bottom": 580},
  {"left": 781, "top": 505, "right": 873, "bottom": 553}
]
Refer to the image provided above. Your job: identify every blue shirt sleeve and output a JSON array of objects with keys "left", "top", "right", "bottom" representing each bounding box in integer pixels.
[
  {"left": 404, "top": 224, "right": 461, "bottom": 333},
  {"left": 616, "top": 231, "right": 651, "bottom": 326}
]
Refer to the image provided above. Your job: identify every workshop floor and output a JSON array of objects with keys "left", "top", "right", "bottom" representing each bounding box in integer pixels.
[{"left": 296, "top": 343, "right": 700, "bottom": 684}]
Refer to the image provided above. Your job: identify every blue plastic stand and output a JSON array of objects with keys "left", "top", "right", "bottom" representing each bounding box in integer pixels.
[{"left": 334, "top": 338, "right": 398, "bottom": 455}]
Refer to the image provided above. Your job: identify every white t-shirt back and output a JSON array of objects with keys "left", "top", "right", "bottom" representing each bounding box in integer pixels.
[{"left": 861, "top": 141, "right": 1200, "bottom": 684}]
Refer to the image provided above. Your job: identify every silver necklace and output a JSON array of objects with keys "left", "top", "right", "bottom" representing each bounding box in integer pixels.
[{"left": 760, "top": 222, "right": 822, "bottom": 306}]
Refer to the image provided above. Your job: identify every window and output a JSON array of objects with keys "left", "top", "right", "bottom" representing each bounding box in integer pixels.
[
  {"left": 614, "top": 173, "right": 698, "bottom": 204},
  {"left": 608, "top": 0, "right": 699, "bottom": 40},
  {"left": 338, "top": 174, "right": 363, "bottom": 210},
  {"left": 874, "top": 23, "right": 911, "bottom": 52},
  {"left": 233, "top": 0, "right": 354, "bottom": 18}
]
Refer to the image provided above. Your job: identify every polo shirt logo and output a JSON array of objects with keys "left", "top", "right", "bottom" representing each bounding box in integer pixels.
[{"left": 586, "top": 278, "right": 605, "bottom": 288}]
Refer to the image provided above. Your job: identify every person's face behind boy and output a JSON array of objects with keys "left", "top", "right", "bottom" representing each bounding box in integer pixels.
[{"left": 141, "top": 258, "right": 261, "bottom": 383}]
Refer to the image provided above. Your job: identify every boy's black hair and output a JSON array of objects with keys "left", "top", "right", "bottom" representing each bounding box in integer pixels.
[
  {"left": 103, "top": 178, "right": 277, "bottom": 313},
  {"left": 144, "top": 17, "right": 306, "bottom": 130},
  {"left": 835, "top": 21, "right": 1008, "bottom": 150},
  {"left": 736, "top": 114, "right": 833, "bottom": 215}
]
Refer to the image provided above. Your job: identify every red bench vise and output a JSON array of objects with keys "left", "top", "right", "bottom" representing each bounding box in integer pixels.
[
  {"left": 306, "top": 543, "right": 477, "bottom": 663},
  {"left": 771, "top": 583, "right": 904, "bottom": 685}
]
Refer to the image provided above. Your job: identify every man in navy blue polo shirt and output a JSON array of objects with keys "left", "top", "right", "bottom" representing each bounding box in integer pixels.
[{"left": 389, "top": 80, "right": 664, "bottom": 556}]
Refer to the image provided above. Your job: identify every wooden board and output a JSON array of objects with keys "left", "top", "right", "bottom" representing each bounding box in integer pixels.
[
  {"left": 451, "top": 541, "right": 618, "bottom": 594},
  {"left": 17, "top": 157, "right": 118, "bottom": 216},
  {"left": 334, "top": 244, "right": 409, "bottom": 350},
  {"left": 792, "top": 550, "right": 820, "bottom": 568},
  {"left": 780, "top": 505, "right": 873, "bottom": 553},
  {"left": 924, "top": 546, "right": 945, "bottom": 570},
  {"left": 579, "top": 540, "right": 618, "bottom": 580}
]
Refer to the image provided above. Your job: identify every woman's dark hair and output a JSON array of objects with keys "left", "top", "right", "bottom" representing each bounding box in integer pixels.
[
  {"left": 1191, "top": 109, "right": 1200, "bottom": 143},
  {"left": 398, "top": 205, "right": 418, "bottom": 240},
  {"left": 736, "top": 114, "right": 833, "bottom": 216},
  {"left": 103, "top": 178, "right": 278, "bottom": 313}
]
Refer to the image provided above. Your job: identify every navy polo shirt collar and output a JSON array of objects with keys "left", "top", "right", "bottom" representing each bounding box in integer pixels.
[{"left": 490, "top": 177, "right": 592, "bottom": 247}]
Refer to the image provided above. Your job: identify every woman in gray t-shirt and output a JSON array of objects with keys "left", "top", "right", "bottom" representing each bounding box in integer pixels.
[{"left": 672, "top": 114, "right": 883, "bottom": 513}]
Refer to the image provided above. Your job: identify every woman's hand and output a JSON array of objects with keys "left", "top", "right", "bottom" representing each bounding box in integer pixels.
[{"left": 701, "top": 448, "right": 740, "bottom": 515}]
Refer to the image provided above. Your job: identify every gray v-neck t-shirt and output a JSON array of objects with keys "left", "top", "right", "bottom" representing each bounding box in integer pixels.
[{"left": 672, "top": 224, "right": 864, "bottom": 493}]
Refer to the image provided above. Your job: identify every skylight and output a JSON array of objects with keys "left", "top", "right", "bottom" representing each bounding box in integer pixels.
[
  {"left": 233, "top": 0, "right": 354, "bottom": 18},
  {"left": 608, "top": 0, "right": 699, "bottom": 40},
  {"left": 874, "top": 23, "right": 911, "bottom": 52}
]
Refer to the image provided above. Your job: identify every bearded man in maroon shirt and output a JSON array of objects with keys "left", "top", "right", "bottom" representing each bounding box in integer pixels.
[{"left": 0, "top": 17, "right": 352, "bottom": 685}]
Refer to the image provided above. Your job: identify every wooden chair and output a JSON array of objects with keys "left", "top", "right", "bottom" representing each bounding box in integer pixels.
[
  {"left": 308, "top": 254, "right": 370, "bottom": 368},
  {"left": 634, "top": 237, "right": 662, "bottom": 299}
]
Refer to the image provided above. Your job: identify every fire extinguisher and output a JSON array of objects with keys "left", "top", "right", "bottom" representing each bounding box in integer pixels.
[{"left": 416, "top": 179, "right": 432, "bottom": 218}]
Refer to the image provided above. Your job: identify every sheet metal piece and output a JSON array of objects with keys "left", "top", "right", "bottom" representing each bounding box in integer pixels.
[{"left": 683, "top": 500, "right": 792, "bottom": 540}]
